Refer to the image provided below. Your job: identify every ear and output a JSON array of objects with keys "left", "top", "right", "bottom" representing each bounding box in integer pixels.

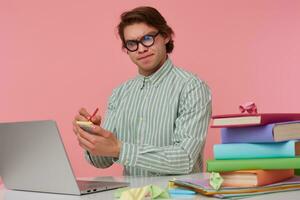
[
  {"left": 122, "top": 47, "right": 129, "bottom": 54},
  {"left": 164, "top": 35, "right": 170, "bottom": 45}
]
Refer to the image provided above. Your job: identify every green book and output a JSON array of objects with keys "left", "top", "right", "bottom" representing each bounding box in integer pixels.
[{"left": 207, "top": 157, "right": 300, "bottom": 172}]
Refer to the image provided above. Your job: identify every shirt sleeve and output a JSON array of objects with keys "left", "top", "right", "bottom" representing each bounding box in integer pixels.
[
  {"left": 84, "top": 88, "right": 119, "bottom": 169},
  {"left": 114, "top": 78, "right": 212, "bottom": 174}
]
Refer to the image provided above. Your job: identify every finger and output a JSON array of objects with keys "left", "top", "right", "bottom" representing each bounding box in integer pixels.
[
  {"left": 77, "top": 132, "right": 95, "bottom": 149},
  {"left": 75, "top": 114, "right": 88, "bottom": 121},
  {"left": 91, "top": 115, "right": 101, "bottom": 125},
  {"left": 73, "top": 124, "right": 85, "bottom": 137},
  {"left": 78, "top": 141, "right": 92, "bottom": 152},
  {"left": 78, "top": 140, "right": 89, "bottom": 151},
  {"left": 72, "top": 124, "right": 79, "bottom": 135},
  {"left": 79, "top": 107, "right": 91, "bottom": 120},
  {"left": 78, "top": 138, "right": 94, "bottom": 153},
  {"left": 72, "top": 119, "right": 80, "bottom": 127},
  {"left": 91, "top": 126, "right": 111, "bottom": 138},
  {"left": 72, "top": 119, "right": 85, "bottom": 135},
  {"left": 78, "top": 128, "right": 98, "bottom": 144},
  {"left": 72, "top": 119, "right": 81, "bottom": 134}
]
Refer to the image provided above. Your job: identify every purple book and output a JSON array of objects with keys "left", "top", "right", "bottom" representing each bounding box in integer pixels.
[{"left": 221, "top": 121, "right": 300, "bottom": 143}]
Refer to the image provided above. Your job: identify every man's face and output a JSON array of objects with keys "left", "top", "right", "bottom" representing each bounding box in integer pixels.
[{"left": 123, "top": 23, "right": 169, "bottom": 76}]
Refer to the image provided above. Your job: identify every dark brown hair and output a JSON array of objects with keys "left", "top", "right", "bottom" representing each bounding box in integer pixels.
[{"left": 118, "top": 6, "right": 174, "bottom": 53}]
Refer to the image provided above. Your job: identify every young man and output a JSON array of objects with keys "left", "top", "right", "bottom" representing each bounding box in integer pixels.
[{"left": 73, "top": 6, "right": 212, "bottom": 176}]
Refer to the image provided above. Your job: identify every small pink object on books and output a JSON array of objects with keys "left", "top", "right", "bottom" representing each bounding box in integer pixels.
[{"left": 239, "top": 102, "right": 257, "bottom": 114}]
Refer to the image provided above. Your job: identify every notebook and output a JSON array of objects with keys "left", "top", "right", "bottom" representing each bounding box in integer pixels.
[{"left": 0, "top": 120, "right": 129, "bottom": 195}]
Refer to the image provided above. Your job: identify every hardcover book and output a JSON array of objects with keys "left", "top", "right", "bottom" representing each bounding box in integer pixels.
[
  {"left": 206, "top": 157, "right": 300, "bottom": 172},
  {"left": 214, "top": 140, "right": 300, "bottom": 159},
  {"left": 211, "top": 113, "right": 300, "bottom": 128},
  {"left": 221, "top": 121, "right": 300, "bottom": 143}
]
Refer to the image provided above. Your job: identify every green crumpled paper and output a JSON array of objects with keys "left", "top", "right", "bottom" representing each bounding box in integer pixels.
[
  {"left": 114, "top": 184, "right": 170, "bottom": 200},
  {"left": 209, "top": 172, "right": 224, "bottom": 190}
]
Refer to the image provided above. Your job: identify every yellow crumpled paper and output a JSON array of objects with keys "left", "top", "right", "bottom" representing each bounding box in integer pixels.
[{"left": 114, "top": 184, "right": 170, "bottom": 200}]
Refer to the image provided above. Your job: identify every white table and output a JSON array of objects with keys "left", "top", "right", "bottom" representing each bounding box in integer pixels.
[{"left": 1, "top": 173, "right": 300, "bottom": 200}]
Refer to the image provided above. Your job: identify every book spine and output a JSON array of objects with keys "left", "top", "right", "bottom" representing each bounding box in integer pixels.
[
  {"left": 221, "top": 124, "right": 275, "bottom": 143},
  {"left": 214, "top": 141, "right": 296, "bottom": 159},
  {"left": 207, "top": 157, "right": 300, "bottom": 172}
]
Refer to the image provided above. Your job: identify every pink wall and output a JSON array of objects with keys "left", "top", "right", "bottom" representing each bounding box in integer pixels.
[{"left": 1, "top": 0, "right": 300, "bottom": 181}]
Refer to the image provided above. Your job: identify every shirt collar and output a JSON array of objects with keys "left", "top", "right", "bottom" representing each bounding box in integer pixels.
[{"left": 137, "top": 58, "right": 173, "bottom": 89}]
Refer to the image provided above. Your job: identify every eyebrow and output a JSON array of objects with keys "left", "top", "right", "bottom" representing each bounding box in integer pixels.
[{"left": 125, "top": 31, "right": 158, "bottom": 42}]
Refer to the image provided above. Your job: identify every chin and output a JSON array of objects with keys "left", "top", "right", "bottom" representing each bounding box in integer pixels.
[
  {"left": 138, "top": 61, "right": 153, "bottom": 69},
  {"left": 134, "top": 57, "right": 162, "bottom": 75}
]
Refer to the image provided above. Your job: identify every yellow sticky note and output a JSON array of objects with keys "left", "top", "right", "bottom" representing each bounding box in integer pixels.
[{"left": 76, "top": 121, "right": 94, "bottom": 132}]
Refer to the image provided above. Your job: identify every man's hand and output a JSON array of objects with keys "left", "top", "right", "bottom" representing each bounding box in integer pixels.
[
  {"left": 73, "top": 107, "right": 101, "bottom": 125},
  {"left": 72, "top": 107, "right": 121, "bottom": 158},
  {"left": 77, "top": 125, "right": 121, "bottom": 158},
  {"left": 72, "top": 107, "right": 101, "bottom": 136}
]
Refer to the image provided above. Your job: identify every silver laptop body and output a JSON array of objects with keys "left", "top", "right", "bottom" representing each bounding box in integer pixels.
[{"left": 0, "top": 120, "right": 129, "bottom": 195}]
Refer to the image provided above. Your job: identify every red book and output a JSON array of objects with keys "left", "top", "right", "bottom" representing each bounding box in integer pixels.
[{"left": 211, "top": 113, "right": 300, "bottom": 128}]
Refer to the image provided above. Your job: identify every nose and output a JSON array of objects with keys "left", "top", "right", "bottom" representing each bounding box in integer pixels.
[{"left": 137, "top": 42, "right": 148, "bottom": 53}]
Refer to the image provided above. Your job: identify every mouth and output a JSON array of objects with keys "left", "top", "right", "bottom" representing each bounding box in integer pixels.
[{"left": 138, "top": 54, "right": 154, "bottom": 60}]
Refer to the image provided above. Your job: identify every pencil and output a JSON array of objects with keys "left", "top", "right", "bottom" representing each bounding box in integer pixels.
[{"left": 89, "top": 108, "right": 99, "bottom": 121}]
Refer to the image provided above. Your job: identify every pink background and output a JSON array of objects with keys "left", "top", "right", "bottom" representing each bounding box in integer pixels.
[{"left": 1, "top": 0, "right": 300, "bottom": 183}]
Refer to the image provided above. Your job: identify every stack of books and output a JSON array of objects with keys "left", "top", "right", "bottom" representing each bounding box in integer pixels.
[
  {"left": 171, "top": 113, "right": 300, "bottom": 198},
  {"left": 209, "top": 113, "right": 300, "bottom": 185}
]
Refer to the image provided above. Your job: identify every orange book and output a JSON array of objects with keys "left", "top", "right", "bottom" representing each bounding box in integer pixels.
[{"left": 220, "top": 169, "right": 294, "bottom": 187}]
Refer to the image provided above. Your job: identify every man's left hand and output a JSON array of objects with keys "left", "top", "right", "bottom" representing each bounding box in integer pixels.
[{"left": 76, "top": 124, "right": 121, "bottom": 158}]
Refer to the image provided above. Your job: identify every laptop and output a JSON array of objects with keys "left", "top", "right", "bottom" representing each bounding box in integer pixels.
[{"left": 0, "top": 120, "right": 129, "bottom": 195}]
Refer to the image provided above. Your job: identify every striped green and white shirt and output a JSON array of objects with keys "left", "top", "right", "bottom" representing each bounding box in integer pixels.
[{"left": 85, "top": 58, "right": 212, "bottom": 176}]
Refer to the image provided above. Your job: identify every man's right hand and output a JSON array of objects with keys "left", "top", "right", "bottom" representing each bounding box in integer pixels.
[{"left": 72, "top": 107, "right": 101, "bottom": 136}]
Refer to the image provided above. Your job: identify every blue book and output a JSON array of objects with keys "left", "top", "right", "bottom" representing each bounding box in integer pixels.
[
  {"left": 221, "top": 121, "right": 300, "bottom": 143},
  {"left": 214, "top": 140, "right": 300, "bottom": 160}
]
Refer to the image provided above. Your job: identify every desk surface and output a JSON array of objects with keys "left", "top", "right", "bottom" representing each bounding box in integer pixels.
[{"left": 1, "top": 173, "right": 300, "bottom": 200}]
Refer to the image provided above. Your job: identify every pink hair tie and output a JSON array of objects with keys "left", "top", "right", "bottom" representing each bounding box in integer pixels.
[{"left": 239, "top": 102, "right": 258, "bottom": 114}]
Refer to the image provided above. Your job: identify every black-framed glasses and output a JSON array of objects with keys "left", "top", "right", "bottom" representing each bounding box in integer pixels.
[{"left": 124, "top": 31, "right": 160, "bottom": 52}]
